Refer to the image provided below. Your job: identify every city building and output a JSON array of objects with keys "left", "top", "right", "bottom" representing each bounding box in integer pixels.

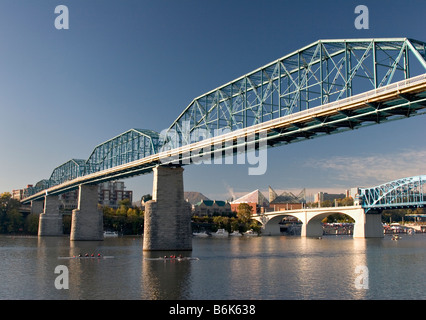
[
  {"left": 193, "top": 200, "right": 232, "bottom": 216},
  {"left": 12, "top": 188, "right": 25, "bottom": 201},
  {"left": 184, "top": 191, "right": 210, "bottom": 206},
  {"left": 314, "top": 192, "right": 346, "bottom": 204},
  {"left": 268, "top": 186, "right": 306, "bottom": 211},
  {"left": 12, "top": 185, "right": 36, "bottom": 201},
  {"left": 229, "top": 187, "right": 308, "bottom": 214},
  {"left": 59, "top": 189, "right": 79, "bottom": 210},
  {"left": 98, "top": 181, "right": 133, "bottom": 208},
  {"left": 230, "top": 189, "right": 269, "bottom": 214}
]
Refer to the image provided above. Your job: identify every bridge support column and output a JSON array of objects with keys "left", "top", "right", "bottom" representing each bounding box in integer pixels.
[
  {"left": 70, "top": 184, "right": 103, "bottom": 241},
  {"left": 262, "top": 221, "right": 282, "bottom": 236},
  {"left": 353, "top": 212, "right": 383, "bottom": 238},
  {"left": 31, "top": 199, "right": 44, "bottom": 215},
  {"left": 301, "top": 219, "right": 323, "bottom": 238},
  {"left": 143, "top": 166, "right": 192, "bottom": 251},
  {"left": 38, "top": 195, "right": 63, "bottom": 236}
]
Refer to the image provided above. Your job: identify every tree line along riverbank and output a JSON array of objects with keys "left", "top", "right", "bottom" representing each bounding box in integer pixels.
[
  {"left": 0, "top": 193, "right": 259, "bottom": 236},
  {"left": 1, "top": 192, "right": 424, "bottom": 236}
]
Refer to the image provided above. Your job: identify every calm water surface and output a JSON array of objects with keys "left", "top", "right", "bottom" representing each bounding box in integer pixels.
[{"left": 1, "top": 234, "right": 426, "bottom": 300}]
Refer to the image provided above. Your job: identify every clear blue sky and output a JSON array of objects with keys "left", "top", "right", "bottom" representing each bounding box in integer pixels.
[{"left": 1, "top": 0, "right": 425, "bottom": 202}]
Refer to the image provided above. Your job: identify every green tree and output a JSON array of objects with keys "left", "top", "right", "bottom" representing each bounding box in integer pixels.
[
  {"left": 236, "top": 203, "right": 252, "bottom": 224},
  {"left": 213, "top": 216, "right": 230, "bottom": 231},
  {"left": 337, "top": 197, "right": 354, "bottom": 206},
  {"left": 101, "top": 203, "right": 144, "bottom": 235},
  {"left": 6, "top": 210, "right": 23, "bottom": 233},
  {"left": 0, "top": 192, "right": 23, "bottom": 233},
  {"left": 230, "top": 217, "right": 240, "bottom": 232},
  {"left": 116, "top": 199, "right": 131, "bottom": 215},
  {"left": 24, "top": 213, "right": 40, "bottom": 234}
]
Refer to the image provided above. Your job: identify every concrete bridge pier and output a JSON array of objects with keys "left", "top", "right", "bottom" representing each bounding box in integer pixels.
[
  {"left": 31, "top": 199, "right": 44, "bottom": 215},
  {"left": 353, "top": 212, "right": 383, "bottom": 238},
  {"left": 143, "top": 165, "right": 192, "bottom": 251},
  {"left": 70, "top": 184, "right": 103, "bottom": 241},
  {"left": 38, "top": 195, "right": 63, "bottom": 236},
  {"left": 301, "top": 219, "right": 323, "bottom": 238},
  {"left": 262, "top": 220, "right": 281, "bottom": 236}
]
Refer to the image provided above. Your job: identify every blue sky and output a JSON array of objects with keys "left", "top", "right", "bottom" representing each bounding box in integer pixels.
[{"left": 1, "top": 0, "right": 425, "bottom": 202}]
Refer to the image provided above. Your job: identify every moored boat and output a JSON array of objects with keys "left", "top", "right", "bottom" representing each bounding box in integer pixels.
[
  {"left": 212, "top": 228, "right": 229, "bottom": 237},
  {"left": 193, "top": 231, "right": 209, "bottom": 237},
  {"left": 243, "top": 229, "right": 259, "bottom": 237},
  {"left": 103, "top": 231, "right": 118, "bottom": 237}
]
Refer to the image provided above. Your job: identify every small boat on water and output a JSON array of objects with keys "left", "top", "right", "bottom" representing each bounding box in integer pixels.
[
  {"left": 212, "top": 229, "right": 229, "bottom": 237},
  {"left": 103, "top": 231, "right": 118, "bottom": 237},
  {"left": 243, "top": 229, "right": 258, "bottom": 237},
  {"left": 230, "top": 230, "right": 242, "bottom": 237},
  {"left": 144, "top": 256, "right": 200, "bottom": 261},
  {"left": 193, "top": 231, "right": 209, "bottom": 237},
  {"left": 58, "top": 254, "right": 114, "bottom": 260},
  {"left": 392, "top": 234, "right": 401, "bottom": 240}
]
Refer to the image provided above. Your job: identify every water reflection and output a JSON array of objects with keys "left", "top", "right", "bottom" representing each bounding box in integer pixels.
[
  {"left": 141, "top": 251, "right": 193, "bottom": 299},
  {"left": 184, "top": 236, "right": 374, "bottom": 300},
  {"left": 1, "top": 234, "right": 426, "bottom": 299},
  {"left": 228, "top": 237, "right": 264, "bottom": 298}
]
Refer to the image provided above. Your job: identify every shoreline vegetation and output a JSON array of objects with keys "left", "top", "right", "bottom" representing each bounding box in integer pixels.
[
  {"left": 1, "top": 192, "right": 424, "bottom": 236},
  {"left": 0, "top": 193, "right": 261, "bottom": 236}
]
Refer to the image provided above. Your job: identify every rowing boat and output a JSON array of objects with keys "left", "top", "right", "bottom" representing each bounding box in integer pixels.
[
  {"left": 58, "top": 256, "right": 114, "bottom": 260},
  {"left": 143, "top": 257, "right": 199, "bottom": 261}
]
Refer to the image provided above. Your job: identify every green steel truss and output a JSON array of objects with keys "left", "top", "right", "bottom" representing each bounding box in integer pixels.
[
  {"left": 359, "top": 175, "right": 425, "bottom": 213},
  {"left": 23, "top": 129, "right": 159, "bottom": 197},
  {"left": 163, "top": 38, "right": 426, "bottom": 148},
  {"left": 49, "top": 159, "right": 86, "bottom": 186},
  {"left": 85, "top": 128, "right": 159, "bottom": 175},
  {"left": 22, "top": 38, "right": 426, "bottom": 199}
]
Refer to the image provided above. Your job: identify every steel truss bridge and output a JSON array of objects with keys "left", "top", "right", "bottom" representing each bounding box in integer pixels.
[
  {"left": 21, "top": 38, "right": 426, "bottom": 204},
  {"left": 358, "top": 175, "right": 426, "bottom": 212}
]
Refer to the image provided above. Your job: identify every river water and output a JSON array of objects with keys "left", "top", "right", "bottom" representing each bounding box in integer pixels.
[{"left": 1, "top": 234, "right": 426, "bottom": 300}]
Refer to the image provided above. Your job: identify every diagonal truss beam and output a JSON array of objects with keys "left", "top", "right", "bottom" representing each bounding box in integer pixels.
[{"left": 163, "top": 38, "right": 426, "bottom": 150}]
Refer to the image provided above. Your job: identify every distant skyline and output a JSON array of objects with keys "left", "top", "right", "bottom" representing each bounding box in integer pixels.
[{"left": 1, "top": 1, "right": 425, "bottom": 202}]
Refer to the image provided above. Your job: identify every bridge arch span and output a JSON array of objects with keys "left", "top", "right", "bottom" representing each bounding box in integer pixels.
[
  {"left": 255, "top": 206, "right": 382, "bottom": 238},
  {"left": 302, "top": 210, "right": 361, "bottom": 238},
  {"left": 258, "top": 213, "right": 301, "bottom": 236}
]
